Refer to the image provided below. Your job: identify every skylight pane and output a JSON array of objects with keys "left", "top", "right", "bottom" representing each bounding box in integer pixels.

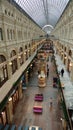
[{"left": 14, "top": 0, "right": 70, "bottom": 30}]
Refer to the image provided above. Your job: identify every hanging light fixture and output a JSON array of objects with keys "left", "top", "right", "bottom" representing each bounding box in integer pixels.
[
  {"left": 64, "top": 55, "right": 67, "bottom": 59},
  {"left": 9, "top": 97, "right": 12, "bottom": 101},
  {"left": 18, "top": 55, "right": 21, "bottom": 59},
  {"left": 9, "top": 61, "right": 12, "bottom": 65},
  {"left": 69, "top": 62, "right": 72, "bottom": 67}
]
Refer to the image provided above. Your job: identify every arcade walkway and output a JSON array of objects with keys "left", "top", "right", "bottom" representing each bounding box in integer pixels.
[{"left": 12, "top": 56, "right": 63, "bottom": 130}]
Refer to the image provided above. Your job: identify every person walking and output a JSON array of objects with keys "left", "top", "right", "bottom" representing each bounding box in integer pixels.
[
  {"left": 47, "top": 68, "right": 49, "bottom": 77},
  {"left": 61, "top": 68, "right": 64, "bottom": 77},
  {"left": 49, "top": 97, "right": 53, "bottom": 107}
]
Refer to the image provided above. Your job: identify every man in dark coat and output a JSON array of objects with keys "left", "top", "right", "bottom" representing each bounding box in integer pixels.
[{"left": 61, "top": 68, "right": 64, "bottom": 77}]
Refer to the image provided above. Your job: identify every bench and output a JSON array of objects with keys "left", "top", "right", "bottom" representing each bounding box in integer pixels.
[
  {"left": 34, "top": 97, "right": 43, "bottom": 101},
  {"left": 33, "top": 106, "right": 43, "bottom": 113},
  {"left": 35, "top": 94, "right": 43, "bottom": 101},
  {"left": 11, "top": 125, "right": 16, "bottom": 130},
  {"left": 18, "top": 125, "right": 23, "bottom": 130},
  {"left": 23, "top": 126, "right": 29, "bottom": 130},
  {"left": 0, "top": 124, "right": 4, "bottom": 130},
  {"left": 4, "top": 124, "right": 10, "bottom": 130},
  {"left": 35, "top": 94, "right": 43, "bottom": 98}
]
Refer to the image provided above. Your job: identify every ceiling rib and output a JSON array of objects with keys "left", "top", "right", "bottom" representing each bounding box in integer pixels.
[{"left": 14, "top": 0, "right": 70, "bottom": 33}]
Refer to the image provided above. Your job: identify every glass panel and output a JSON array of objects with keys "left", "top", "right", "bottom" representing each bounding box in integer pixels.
[{"left": 14, "top": 0, "right": 70, "bottom": 30}]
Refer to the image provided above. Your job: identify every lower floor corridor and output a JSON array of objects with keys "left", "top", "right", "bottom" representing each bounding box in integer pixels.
[{"left": 12, "top": 56, "right": 63, "bottom": 130}]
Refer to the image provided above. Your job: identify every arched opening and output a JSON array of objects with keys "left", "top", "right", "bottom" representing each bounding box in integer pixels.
[
  {"left": 69, "top": 50, "right": 72, "bottom": 57},
  {"left": 62, "top": 45, "right": 63, "bottom": 49},
  {"left": 42, "top": 24, "right": 54, "bottom": 34},
  {"left": 28, "top": 44, "right": 31, "bottom": 56},
  {"left": 0, "top": 55, "right": 8, "bottom": 87},
  {"left": 64, "top": 47, "right": 66, "bottom": 52}
]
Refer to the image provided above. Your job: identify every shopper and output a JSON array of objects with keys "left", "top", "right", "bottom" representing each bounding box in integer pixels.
[
  {"left": 61, "top": 68, "right": 64, "bottom": 77},
  {"left": 49, "top": 97, "right": 53, "bottom": 107},
  {"left": 47, "top": 68, "right": 49, "bottom": 77}
]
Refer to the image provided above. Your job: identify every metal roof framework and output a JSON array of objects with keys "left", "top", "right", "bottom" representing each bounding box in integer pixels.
[{"left": 14, "top": 0, "right": 70, "bottom": 33}]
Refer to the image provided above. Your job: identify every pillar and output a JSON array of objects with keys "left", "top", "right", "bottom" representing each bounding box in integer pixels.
[
  {"left": 25, "top": 71, "right": 28, "bottom": 85},
  {"left": 17, "top": 55, "right": 20, "bottom": 69},
  {"left": 63, "top": 54, "right": 65, "bottom": 64},
  {"left": 61, "top": 118, "right": 67, "bottom": 130},
  {"left": 70, "top": 62, "right": 73, "bottom": 82},
  {"left": 24, "top": 50, "right": 26, "bottom": 62},
  {"left": 6, "top": 97, "right": 13, "bottom": 123},
  {"left": 18, "top": 82, "right": 23, "bottom": 99},
  {"left": 65, "top": 57, "right": 68, "bottom": 70},
  {"left": 7, "top": 61, "right": 12, "bottom": 79}
]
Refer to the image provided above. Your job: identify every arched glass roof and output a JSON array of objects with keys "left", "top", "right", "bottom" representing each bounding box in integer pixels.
[{"left": 14, "top": 0, "right": 70, "bottom": 33}]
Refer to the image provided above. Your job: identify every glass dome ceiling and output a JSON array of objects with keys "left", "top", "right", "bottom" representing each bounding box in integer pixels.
[{"left": 14, "top": 0, "right": 70, "bottom": 33}]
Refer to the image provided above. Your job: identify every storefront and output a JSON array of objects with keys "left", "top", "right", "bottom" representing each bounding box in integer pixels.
[
  {"left": 0, "top": 108, "right": 7, "bottom": 125},
  {"left": 21, "top": 74, "right": 27, "bottom": 89},
  {"left": 0, "top": 80, "right": 23, "bottom": 124},
  {"left": 11, "top": 89, "right": 19, "bottom": 114}
]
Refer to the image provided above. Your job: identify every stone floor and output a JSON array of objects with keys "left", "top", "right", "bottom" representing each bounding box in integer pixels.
[{"left": 12, "top": 57, "right": 63, "bottom": 130}]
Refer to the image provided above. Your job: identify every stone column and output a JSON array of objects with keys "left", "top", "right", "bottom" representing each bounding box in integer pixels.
[
  {"left": 24, "top": 50, "right": 26, "bottom": 62},
  {"left": 6, "top": 98, "right": 13, "bottom": 123},
  {"left": 18, "top": 82, "right": 23, "bottom": 99},
  {"left": 7, "top": 61, "right": 12, "bottom": 79},
  {"left": 25, "top": 71, "right": 28, "bottom": 85},
  {"left": 70, "top": 62, "right": 73, "bottom": 82},
  {"left": 17, "top": 55, "right": 20, "bottom": 69},
  {"left": 65, "top": 57, "right": 68, "bottom": 70},
  {"left": 63, "top": 54, "right": 65, "bottom": 64},
  {"left": 61, "top": 118, "right": 67, "bottom": 130},
  {"left": 27, "top": 48, "right": 29, "bottom": 59}
]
